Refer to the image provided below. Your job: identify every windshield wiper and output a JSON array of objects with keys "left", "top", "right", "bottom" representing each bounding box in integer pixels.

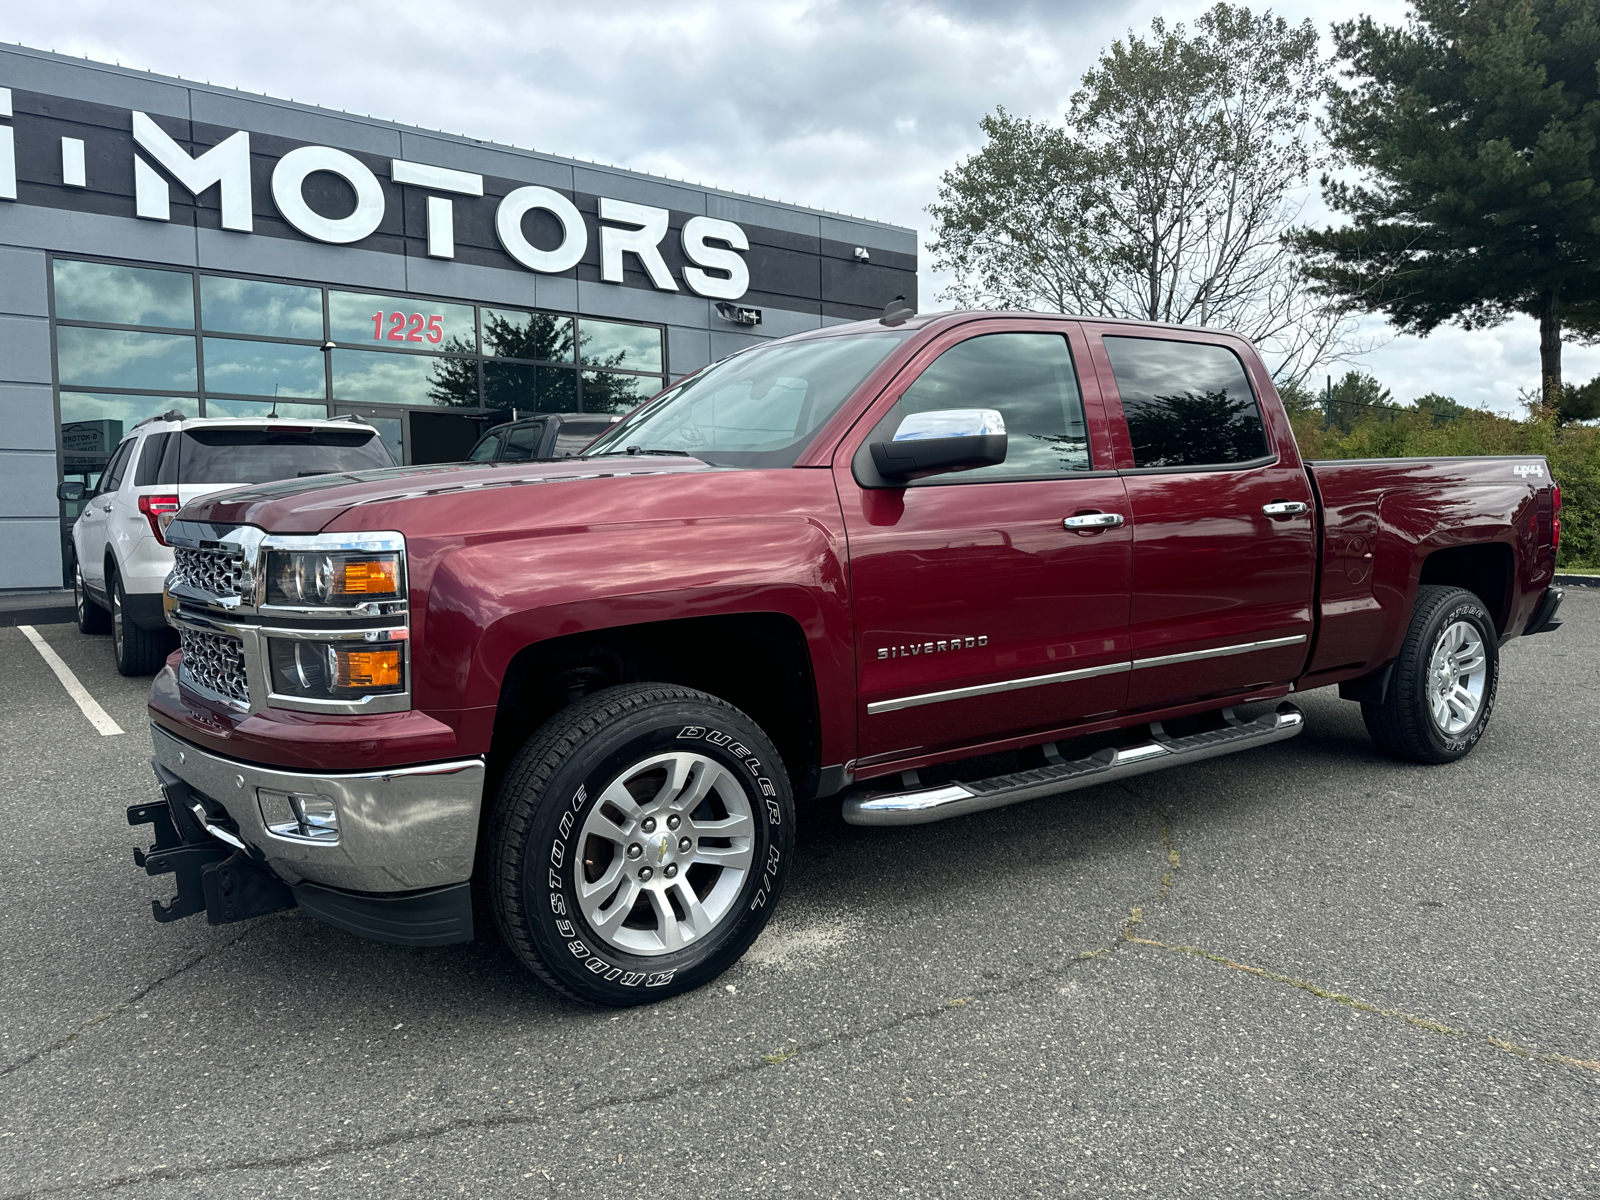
[{"left": 624, "top": 446, "right": 693, "bottom": 457}]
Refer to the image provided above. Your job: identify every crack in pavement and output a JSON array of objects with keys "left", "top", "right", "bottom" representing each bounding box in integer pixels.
[
  {"left": 0, "top": 916, "right": 288, "bottom": 1081},
  {"left": 1123, "top": 934, "right": 1600, "bottom": 1079}
]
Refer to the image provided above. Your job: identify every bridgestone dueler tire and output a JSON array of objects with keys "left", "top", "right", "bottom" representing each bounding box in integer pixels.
[
  {"left": 1362, "top": 585, "right": 1499, "bottom": 765},
  {"left": 112, "top": 572, "right": 173, "bottom": 676},
  {"left": 486, "top": 684, "right": 794, "bottom": 1006}
]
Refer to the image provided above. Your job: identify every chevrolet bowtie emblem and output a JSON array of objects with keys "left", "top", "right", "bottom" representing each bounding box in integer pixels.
[{"left": 657, "top": 836, "right": 670, "bottom": 863}]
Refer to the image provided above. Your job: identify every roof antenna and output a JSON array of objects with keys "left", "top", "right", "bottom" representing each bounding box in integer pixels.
[{"left": 880, "top": 295, "right": 915, "bottom": 327}]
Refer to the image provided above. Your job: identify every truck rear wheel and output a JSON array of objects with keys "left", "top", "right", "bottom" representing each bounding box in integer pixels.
[
  {"left": 486, "top": 684, "right": 793, "bottom": 1006},
  {"left": 111, "top": 571, "right": 173, "bottom": 676},
  {"left": 1362, "top": 585, "right": 1498, "bottom": 764}
]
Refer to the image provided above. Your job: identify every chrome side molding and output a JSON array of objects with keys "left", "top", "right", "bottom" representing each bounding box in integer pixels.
[{"left": 842, "top": 703, "right": 1305, "bottom": 827}]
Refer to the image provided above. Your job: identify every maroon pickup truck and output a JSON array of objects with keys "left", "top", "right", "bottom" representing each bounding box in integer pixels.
[{"left": 136, "top": 310, "right": 1564, "bottom": 1005}]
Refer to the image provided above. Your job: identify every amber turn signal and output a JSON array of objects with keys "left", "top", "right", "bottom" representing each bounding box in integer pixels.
[
  {"left": 337, "top": 558, "right": 400, "bottom": 598},
  {"left": 334, "top": 648, "right": 403, "bottom": 689}
]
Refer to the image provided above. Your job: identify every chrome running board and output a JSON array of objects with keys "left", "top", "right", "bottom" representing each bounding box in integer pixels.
[{"left": 841, "top": 703, "right": 1305, "bottom": 827}]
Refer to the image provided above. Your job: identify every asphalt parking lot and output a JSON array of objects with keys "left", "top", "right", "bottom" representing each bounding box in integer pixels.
[{"left": 1, "top": 598, "right": 1596, "bottom": 1199}]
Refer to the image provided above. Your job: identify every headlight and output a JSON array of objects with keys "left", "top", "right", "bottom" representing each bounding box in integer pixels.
[
  {"left": 267, "top": 637, "right": 406, "bottom": 701},
  {"left": 266, "top": 550, "right": 403, "bottom": 606}
]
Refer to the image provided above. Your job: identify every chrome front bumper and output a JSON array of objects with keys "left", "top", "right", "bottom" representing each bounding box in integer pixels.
[{"left": 149, "top": 723, "right": 485, "bottom": 893}]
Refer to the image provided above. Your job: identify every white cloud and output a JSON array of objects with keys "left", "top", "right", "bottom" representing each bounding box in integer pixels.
[{"left": 9, "top": 0, "right": 1585, "bottom": 411}]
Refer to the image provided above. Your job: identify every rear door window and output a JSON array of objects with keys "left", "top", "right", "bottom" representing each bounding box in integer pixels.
[
  {"left": 502, "top": 423, "right": 546, "bottom": 460},
  {"left": 551, "top": 421, "right": 611, "bottom": 457},
  {"left": 467, "top": 431, "right": 502, "bottom": 462},
  {"left": 178, "top": 428, "right": 394, "bottom": 485},
  {"left": 1103, "top": 337, "right": 1269, "bottom": 469}
]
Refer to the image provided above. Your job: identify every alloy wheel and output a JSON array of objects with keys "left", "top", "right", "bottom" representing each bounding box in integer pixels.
[{"left": 1428, "top": 618, "right": 1487, "bottom": 736}]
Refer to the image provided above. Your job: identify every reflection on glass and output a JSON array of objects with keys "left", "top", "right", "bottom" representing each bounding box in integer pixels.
[
  {"left": 332, "top": 348, "right": 468, "bottom": 407},
  {"left": 205, "top": 399, "right": 330, "bottom": 420},
  {"left": 483, "top": 362, "right": 536, "bottom": 411},
  {"left": 579, "top": 319, "right": 662, "bottom": 372},
  {"left": 898, "top": 333, "right": 1089, "bottom": 478},
  {"left": 53, "top": 260, "right": 194, "bottom": 328},
  {"left": 482, "top": 308, "right": 575, "bottom": 361},
  {"left": 1103, "top": 337, "right": 1267, "bottom": 468},
  {"left": 56, "top": 327, "right": 197, "bottom": 391},
  {"left": 203, "top": 338, "right": 326, "bottom": 398},
  {"left": 328, "top": 291, "right": 476, "bottom": 352},
  {"left": 581, "top": 371, "right": 659, "bottom": 415},
  {"left": 539, "top": 366, "right": 579, "bottom": 412},
  {"left": 201, "top": 277, "right": 323, "bottom": 338},
  {"left": 426, "top": 356, "right": 482, "bottom": 408},
  {"left": 59, "top": 393, "right": 199, "bottom": 475}
]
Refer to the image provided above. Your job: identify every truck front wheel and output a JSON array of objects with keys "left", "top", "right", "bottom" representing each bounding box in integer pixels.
[
  {"left": 486, "top": 684, "right": 794, "bottom": 1005},
  {"left": 1363, "top": 585, "right": 1499, "bottom": 764}
]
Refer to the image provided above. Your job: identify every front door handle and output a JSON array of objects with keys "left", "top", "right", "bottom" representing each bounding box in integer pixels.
[
  {"left": 1262, "top": 501, "right": 1308, "bottom": 517},
  {"left": 1063, "top": 512, "right": 1126, "bottom": 530},
  {"left": 100, "top": 504, "right": 114, "bottom": 513}
]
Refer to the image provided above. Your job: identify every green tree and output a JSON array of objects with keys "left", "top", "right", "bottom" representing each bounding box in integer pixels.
[
  {"left": 928, "top": 4, "right": 1353, "bottom": 388},
  {"left": 1293, "top": 0, "right": 1600, "bottom": 407},
  {"left": 1411, "top": 392, "right": 1472, "bottom": 423},
  {"left": 1322, "top": 369, "right": 1395, "bottom": 431}
]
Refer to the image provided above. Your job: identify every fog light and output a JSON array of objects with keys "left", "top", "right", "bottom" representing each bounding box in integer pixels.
[{"left": 259, "top": 788, "right": 340, "bottom": 843}]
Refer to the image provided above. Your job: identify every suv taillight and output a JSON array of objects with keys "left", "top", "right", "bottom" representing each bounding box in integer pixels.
[
  {"left": 138, "top": 494, "right": 181, "bottom": 545},
  {"left": 1552, "top": 483, "right": 1562, "bottom": 554}
]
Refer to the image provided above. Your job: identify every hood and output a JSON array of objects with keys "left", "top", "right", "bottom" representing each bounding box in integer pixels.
[{"left": 177, "top": 456, "right": 718, "bottom": 533}]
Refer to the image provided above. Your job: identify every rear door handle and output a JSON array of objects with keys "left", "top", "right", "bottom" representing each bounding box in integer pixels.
[
  {"left": 1063, "top": 512, "right": 1125, "bottom": 530},
  {"left": 1261, "top": 501, "right": 1308, "bottom": 517}
]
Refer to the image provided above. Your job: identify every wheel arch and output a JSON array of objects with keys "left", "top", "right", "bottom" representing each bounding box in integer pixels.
[{"left": 1417, "top": 542, "right": 1515, "bottom": 635}]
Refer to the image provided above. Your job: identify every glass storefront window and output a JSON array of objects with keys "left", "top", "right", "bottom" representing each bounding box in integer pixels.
[
  {"left": 329, "top": 291, "right": 476, "bottom": 353},
  {"left": 202, "top": 338, "right": 326, "bottom": 399},
  {"left": 205, "top": 399, "right": 330, "bottom": 420},
  {"left": 56, "top": 327, "right": 198, "bottom": 391},
  {"left": 581, "top": 371, "right": 661, "bottom": 414},
  {"left": 59, "top": 393, "right": 200, "bottom": 486},
  {"left": 484, "top": 363, "right": 581, "bottom": 413},
  {"left": 482, "top": 308, "right": 574, "bottom": 362},
  {"left": 579, "top": 319, "right": 662, "bottom": 373},
  {"left": 53, "top": 260, "right": 194, "bottom": 328},
  {"left": 331, "top": 348, "right": 476, "bottom": 407},
  {"left": 201, "top": 277, "right": 323, "bottom": 339}
]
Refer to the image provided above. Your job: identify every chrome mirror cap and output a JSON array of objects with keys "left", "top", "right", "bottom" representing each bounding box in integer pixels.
[{"left": 892, "top": 408, "right": 1006, "bottom": 441}]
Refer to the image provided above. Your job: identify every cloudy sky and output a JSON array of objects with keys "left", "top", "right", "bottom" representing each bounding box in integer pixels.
[{"left": 9, "top": 0, "right": 1596, "bottom": 413}]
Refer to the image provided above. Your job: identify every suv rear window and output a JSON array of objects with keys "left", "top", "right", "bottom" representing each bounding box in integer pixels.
[{"left": 178, "top": 428, "right": 394, "bottom": 485}]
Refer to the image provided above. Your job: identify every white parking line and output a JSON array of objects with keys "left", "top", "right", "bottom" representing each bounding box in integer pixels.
[{"left": 17, "top": 625, "right": 125, "bottom": 736}]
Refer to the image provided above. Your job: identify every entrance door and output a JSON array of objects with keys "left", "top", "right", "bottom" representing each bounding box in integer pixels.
[
  {"left": 1084, "top": 327, "right": 1317, "bottom": 711},
  {"left": 836, "top": 321, "right": 1133, "bottom": 767},
  {"left": 407, "top": 410, "right": 492, "bottom": 466}
]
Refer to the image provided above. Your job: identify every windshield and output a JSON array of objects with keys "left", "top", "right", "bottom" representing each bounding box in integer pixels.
[
  {"left": 179, "top": 428, "right": 394, "bottom": 485},
  {"left": 581, "top": 330, "right": 912, "bottom": 468}
]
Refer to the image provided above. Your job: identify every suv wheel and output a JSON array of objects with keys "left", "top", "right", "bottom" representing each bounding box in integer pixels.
[
  {"left": 1363, "top": 585, "right": 1499, "bottom": 764},
  {"left": 487, "top": 684, "right": 793, "bottom": 1006},
  {"left": 111, "top": 571, "right": 173, "bottom": 676},
  {"left": 75, "top": 561, "right": 111, "bottom": 635}
]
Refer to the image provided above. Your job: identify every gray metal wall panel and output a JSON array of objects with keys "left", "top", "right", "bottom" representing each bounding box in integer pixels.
[
  {"left": 0, "top": 517, "right": 62, "bottom": 588},
  {"left": 0, "top": 47, "right": 190, "bottom": 120},
  {"left": 0, "top": 204, "right": 198, "bottom": 265},
  {"left": 397, "top": 132, "right": 575, "bottom": 190},
  {"left": 190, "top": 91, "right": 403, "bottom": 157},
  {"left": 819, "top": 216, "right": 917, "bottom": 258},
  {"left": 535, "top": 275, "right": 579, "bottom": 312},
  {"left": 705, "top": 195, "right": 821, "bottom": 240},
  {"left": 0, "top": 450, "right": 57, "bottom": 516},
  {"left": 0, "top": 315, "right": 51, "bottom": 384},
  {"left": 666, "top": 326, "right": 711, "bottom": 377},
  {"left": 0, "top": 247, "right": 47, "bottom": 316},
  {"left": 752, "top": 307, "right": 823, "bottom": 338},
  {"left": 573, "top": 168, "right": 707, "bottom": 215},
  {"left": 709, "top": 330, "right": 766, "bottom": 360},
  {"left": 575, "top": 281, "right": 710, "bottom": 327},
  {"left": 196, "top": 227, "right": 406, "bottom": 291},
  {"left": 404, "top": 256, "right": 541, "bottom": 309},
  {"left": 0, "top": 384, "right": 56, "bottom": 451}
]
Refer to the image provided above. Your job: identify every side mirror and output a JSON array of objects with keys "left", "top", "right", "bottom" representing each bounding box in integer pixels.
[
  {"left": 57, "top": 481, "right": 86, "bottom": 503},
  {"left": 868, "top": 408, "right": 1008, "bottom": 483}
]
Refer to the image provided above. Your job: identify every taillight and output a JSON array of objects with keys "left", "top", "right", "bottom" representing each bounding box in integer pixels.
[
  {"left": 1552, "top": 483, "right": 1562, "bottom": 554},
  {"left": 138, "top": 494, "right": 181, "bottom": 545}
]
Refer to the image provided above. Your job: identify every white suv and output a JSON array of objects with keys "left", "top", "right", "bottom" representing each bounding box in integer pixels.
[{"left": 61, "top": 413, "right": 395, "bottom": 674}]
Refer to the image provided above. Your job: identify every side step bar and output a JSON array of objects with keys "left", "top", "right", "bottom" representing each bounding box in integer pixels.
[{"left": 842, "top": 703, "right": 1305, "bottom": 827}]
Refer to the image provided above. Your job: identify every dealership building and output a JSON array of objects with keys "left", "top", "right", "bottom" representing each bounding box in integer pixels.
[{"left": 0, "top": 43, "right": 919, "bottom": 590}]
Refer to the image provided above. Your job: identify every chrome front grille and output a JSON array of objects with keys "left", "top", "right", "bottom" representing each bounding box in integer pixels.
[
  {"left": 178, "top": 628, "right": 249, "bottom": 707},
  {"left": 172, "top": 545, "right": 251, "bottom": 602}
]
